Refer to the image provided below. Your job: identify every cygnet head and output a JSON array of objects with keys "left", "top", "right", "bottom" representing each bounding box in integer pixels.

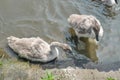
[
  {"left": 50, "top": 42, "right": 72, "bottom": 55},
  {"left": 91, "top": 16, "right": 104, "bottom": 42}
]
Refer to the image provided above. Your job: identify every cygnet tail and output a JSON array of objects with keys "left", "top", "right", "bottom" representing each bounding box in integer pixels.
[
  {"left": 7, "top": 36, "right": 18, "bottom": 42},
  {"left": 7, "top": 36, "right": 19, "bottom": 48}
]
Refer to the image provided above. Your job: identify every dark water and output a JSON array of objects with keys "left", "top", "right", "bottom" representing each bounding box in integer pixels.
[{"left": 0, "top": 0, "right": 120, "bottom": 66}]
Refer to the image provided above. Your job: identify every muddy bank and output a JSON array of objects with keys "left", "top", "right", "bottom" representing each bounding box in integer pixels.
[
  {"left": 0, "top": 59, "right": 120, "bottom": 80},
  {"left": 1, "top": 41, "right": 120, "bottom": 80},
  {"left": 0, "top": 45, "right": 120, "bottom": 80}
]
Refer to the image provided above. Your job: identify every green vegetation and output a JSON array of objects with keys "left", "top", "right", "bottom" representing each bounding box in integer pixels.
[
  {"left": 41, "top": 71, "right": 55, "bottom": 80},
  {"left": 0, "top": 57, "right": 3, "bottom": 67},
  {"left": 0, "top": 60, "right": 2, "bottom": 67},
  {"left": 0, "top": 48, "right": 9, "bottom": 59},
  {"left": 106, "top": 77, "right": 116, "bottom": 80}
]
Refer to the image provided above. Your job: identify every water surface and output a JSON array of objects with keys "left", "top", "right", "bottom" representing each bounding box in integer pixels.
[{"left": 0, "top": 0, "right": 120, "bottom": 65}]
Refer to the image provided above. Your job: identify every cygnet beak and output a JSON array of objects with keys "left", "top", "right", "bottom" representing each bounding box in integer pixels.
[
  {"left": 115, "top": 0, "right": 118, "bottom": 4},
  {"left": 96, "top": 35, "right": 99, "bottom": 41}
]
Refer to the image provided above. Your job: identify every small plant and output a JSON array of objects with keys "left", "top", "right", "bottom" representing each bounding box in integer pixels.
[
  {"left": 41, "top": 71, "right": 55, "bottom": 80},
  {"left": 106, "top": 77, "right": 116, "bottom": 80},
  {"left": 0, "top": 60, "right": 2, "bottom": 67},
  {"left": 0, "top": 53, "right": 4, "bottom": 67}
]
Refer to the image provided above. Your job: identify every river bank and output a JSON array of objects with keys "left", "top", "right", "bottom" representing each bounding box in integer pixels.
[
  {"left": 0, "top": 59, "right": 120, "bottom": 80},
  {"left": 1, "top": 48, "right": 120, "bottom": 80}
]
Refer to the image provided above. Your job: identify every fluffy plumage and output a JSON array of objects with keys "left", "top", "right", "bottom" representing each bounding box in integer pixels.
[
  {"left": 68, "top": 14, "right": 104, "bottom": 42},
  {"left": 7, "top": 36, "right": 72, "bottom": 63}
]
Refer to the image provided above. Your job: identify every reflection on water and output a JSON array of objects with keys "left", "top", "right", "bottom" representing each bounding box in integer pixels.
[
  {"left": 80, "top": 37, "right": 98, "bottom": 62},
  {"left": 0, "top": 0, "right": 120, "bottom": 64},
  {"left": 103, "top": 6, "right": 117, "bottom": 18},
  {"left": 68, "top": 28, "right": 98, "bottom": 62}
]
